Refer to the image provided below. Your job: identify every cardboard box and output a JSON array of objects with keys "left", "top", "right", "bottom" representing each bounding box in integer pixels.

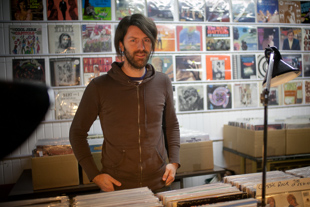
[
  {"left": 223, "top": 125, "right": 238, "bottom": 150},
  {"left": 178, "top": 140, "right": 214, "bottom": 173},
  {"left": 237, "top": 127, "right": 286, "bottom": 157},
  {"left": 31, "top": 154, "right": 79, "bottom": 190},
  {"left": 286, "top": 128, "right": 310, "bottom": 155},
  {"left": 82, "top": 152, "right": 102, "bottom": 184}
]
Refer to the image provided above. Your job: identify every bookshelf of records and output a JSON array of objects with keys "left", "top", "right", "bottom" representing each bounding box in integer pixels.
[{"left": 1, "top": 0, "right": 310, "bottom": 123}]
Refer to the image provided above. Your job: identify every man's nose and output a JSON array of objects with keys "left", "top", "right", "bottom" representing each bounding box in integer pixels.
[{"left": 137, "top": 40, "right": 145, "bottom": 50}]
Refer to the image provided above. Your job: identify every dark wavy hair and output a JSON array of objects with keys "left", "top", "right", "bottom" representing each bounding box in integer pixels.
[{"left": 114, "top": 13, "right": 157, "bottom": 56}]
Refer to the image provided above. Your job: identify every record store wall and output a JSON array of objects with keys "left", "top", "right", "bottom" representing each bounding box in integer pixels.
[{"left": 0, "top": 0, "right": 310, "bottom": 186}]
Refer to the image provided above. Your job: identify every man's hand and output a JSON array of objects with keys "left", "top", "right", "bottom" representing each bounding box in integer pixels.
[
  {"left": 92, "top": 173, "right": 121, "bottom": 192},
  {"left": 162, "top": 163, "right": 179, "bottom": 186}
]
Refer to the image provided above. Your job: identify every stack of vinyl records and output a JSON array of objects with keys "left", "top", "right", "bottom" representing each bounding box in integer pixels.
[
  {"left": 197, "top": 198, "right": 258, "bottom": 207},
  {"left": 285, "top": 166, "right": 310, "bottom": 178},
  {"left": 72, "top": 187, "right": 162, "bottom": 207},
  {"left": 223, "top": 170, "right": 297, "bottom": 197},
  {"left": 155, "top": 183, "right": 247, "bottom": 207},
  {"left": 0, "top": 196, "right": 70, "bottom": 207}
]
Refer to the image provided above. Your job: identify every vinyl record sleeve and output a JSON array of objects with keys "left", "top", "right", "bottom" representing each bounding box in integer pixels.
[
  {"left": 11, "top": 0, "right": 43, "bottom": 20},
  {"left": 205, "top": 0, "right": 230, "bottom": 22},
  {"left": 233, "top": 83, "right": 258, "bottom": 108},
  {"left": 175, "top": 55, "right": 202, "bottom": 81},
  {"left": 207, "top": 84, "right": 232, "bottom": 110},
  {"left": 47, "top": 0, "right": 79, "bottom": 20},
  {"left": 282, "top": 54, "right": 302, "bottom": 77},
  {"left": 176, "top": 25, "right": 202, "bottom": 51},
  {"left": 49, "top": 57, "right": 81, "bottom": 87},
  {"left": 9, "top": 25, "right": 42, "bottom": 55},
  {"left": 54, "top": 88, "right": 84, "bottom": 120},
  {"left": 177, "top": 85, "right": 204, "bottom": 112},
  {"left": 81, "top": 24, "right": 112, "bottom": 53},
  {"left": 12, "top": 58, "right": 45, "bottom": 83},
  {"left": 280, "top": 27, "right": 302, "bottom": 51},
  {"left": 147, "top": 0, "right": 174, "bottom": 21},
  {"left": 155, "top": 25, "right": 176, "bottom": 52},
  {"left": 304, "top": 54, "right": 310, "bottom": 77},
  {"left": 256, "top": 0, "right": 280, "bottom": 23},
  {"left": 178, "top": 0, "right": 204, "bottom": 22},
  {"left": 205, "top": 26, "right": 230, "bottom": 51},
  {"left": 257, "top": 27, "right": 279, "bottom": 50},
  {"left": 48, "top": 24, "right": 81, "bottom": 54},
  {"left": 306, "top": 80, "right": 310, "bottom": 104},
  {"left": 148, "top": 55, "right": 174, "bottom": 81},
  {"left": 83, "top": 57, "right": 112, "bottom": 85},
  {"left": 231, "top": 0, "right": 255, "bottom": 22},
  {"left": 233, "top": 26, "right": 258, "bottom": 51},
  {"left": 233, "top": 54, "right": 257, "bottom": 80},
  {"left": 206, "top": 55, "right": 231, "bottom": 80},
  {"left": 259, "top": 84, "right": 283, "bottom": 106},
  {"left": 302, "top": 28, "right": 310, "bottom": 51},
  {"left": 301, "top": 1, "right": 310, "bottom": 23},
  {"left": 115, "top": 0, "right": 145, "bottom": 20},
  {"left": 283, "top": 81, "right": 303, "bottom": 105},
  {"left": 278, "top": 0, "right": 301, "bottom": 24},
  {"left": 82, "top": 0, "right": 111, "bottom": 20}
]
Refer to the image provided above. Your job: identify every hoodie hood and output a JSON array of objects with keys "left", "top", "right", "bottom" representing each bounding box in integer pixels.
[{"left": 107, "top": 62, "right": 156, "bottom": 86}]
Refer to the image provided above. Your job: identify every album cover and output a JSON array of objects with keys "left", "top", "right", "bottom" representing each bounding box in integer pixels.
[
  {"left": 47, "top": 0, "right": 78, "bottom": 20},
  {"left": 83, "top": 57, "right": 112, "bottom": 85},
  {"left": 257, "top": 27, "right": 279, "bottom": 50},
  {"left": 147, "top": 0, "right": 174, "bottom": 21},
  {"left": 257, "top": 54, "right": 268, "bottom": 79},
  {"left": 206, "top": 55, "right": 231, "bottom": 80},
  {"left": 233, "top": 83, "right": 258, "bottom": 108},
  {"left": 177, "top": 85, "right": 204, "bottom": 112},
  {"left": 233, "top": 54, "right": 257, "bottom": 80},
  {"left": 205, "top": 0, "right": 230, "bottom": 22},
  {"left": 48, "top": 24, "right": 81, "bottom": 54},
  {"left": 9, "top": 25, "right": 42, "bottom": 55},
  {"left": 233, "top": 26, "right": 258, "bottom": 51},
  {"left": 256, "top": 0, "right": 280, "bottom": 23},
  {"left": 304, "top": 54, "right": 310, "bottom": 77},
  {"left": 232, "top": 0, "right": 255, "bottom": 22},
  {"left": 259, "top": 85, "right": 283, "bottom": 106},
  {"left": 301, "top": 1, "right": 310, "bottom": 23},
  {"left": 306, "top": 81, "right": 310, "bottom": 104},
  {"left": 178, "top": 0, "right": 204, "bottom": 21},
  {"left": 115, "top": 0, "right": 145, "bottom": 20},
  {"left": 283, "top": 81, "right": 303, "bottom": 105},
  {"left": 175, "top": 55, "right": 202, "bottom": 81},
  {"left": 205, "top": 26, "right": 230, "bottom": 51},
  {"left": 155, "top": 25, "right": 175, "bottom": 52},
  {"left": 207, "top": 84, "right": 232, "bottom": 110},
  {"left": 11, "top": 0, "right": 43, "bottom": 20},
  {"left": 302, "top": 28, "right": 310, "bottom": 51},
  {"left": 148, "top": 55, "right": 174, "bottom": 81},
  {"left": 54, "top": 88, "right": 84, "bottom": 120},
  {"left": 278, "top": 0, "right": 301, "bottom": 24},
  {"left": 264, "top": 192, "right": 304, "bottom": 207},
  {"left": 280, "top": 27, "right": 302, "bottom": 51},
  {"left": 282, "top": 54, "right": 302, "bottom": 77},
  {"left": 49, "top": 57, "right": 80, "bottom": 86},
  {"left": 82, "top": 0, "right": 111, "bottom": 20},
  {"left": 12, "top": 58, "right": 45, "bottom": 83},
  {"left": 82, "top": 24, "right": 112, "bottom": 53},
  {"left": 176, "top": 25, "right": 202, "bottom": 51}
]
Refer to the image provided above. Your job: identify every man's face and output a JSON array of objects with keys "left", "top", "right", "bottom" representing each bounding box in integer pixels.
[
  {"left": 288, "top": 32, "right": 294, "bottom": 41},
  {"left": 120, "top": 26, "right": 152, "bottom": 70},
  {"left": 61, "top": 35, "right": 70, "bottom": 48}
]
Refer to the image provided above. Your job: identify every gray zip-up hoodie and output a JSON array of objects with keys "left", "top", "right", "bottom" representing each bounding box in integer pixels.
[{"left": 69, "top": 61, "right": 180, "bottom": 191}]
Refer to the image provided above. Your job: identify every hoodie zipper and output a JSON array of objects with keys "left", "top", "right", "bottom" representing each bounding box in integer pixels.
[{"left": 136, "top": 82, "right": 143, "bottom": 187}]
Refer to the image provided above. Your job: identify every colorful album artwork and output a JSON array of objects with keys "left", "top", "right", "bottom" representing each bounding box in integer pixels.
[
  {"left": 115, "top": 0, "right": 145, "bottom": 20},
  {"left": 301, "top": 1, "right": 310, "bottom": 23},
  {"left": 206, "top": 55, "right": 231, "bottom": 80},
  {"left": 82, "top": 24, "right": 112, "bottom": 53},
  {"left": 47, "top": 0, "right": 78, "bottom": 20},
  {"left": 257, "top": 0, "right": 280, "bottom": 23},
  {"left": 12, "top": 58, "right": 45, "bottom": 83},
  {"left": 233, "top": 83, "right": 258, "bottom": 108},
  {"left": 176, "top": 25, "right": 202, "bottom": 51},
  {"left": 278, "top": 0, "right": 301, "bottom": 24},
  {"left": 175, "top": 55, "right": 202, "bottom": 81},
  {"left": 82, "top": 0, "right": 111, "bottom": 20},
  {"left": 83, "top": 57, "right": 113, "bottom": 85},
  {"left": 155, "top": 25, "right": 176, "bottom": 52},
  {"left": 257, "top": 27, "right": 279, "bottom": 50},
  {"left": 206, "top": 26, "right": 230, "bottom": 51},
  {"left": 233, "top": 55, "right": 257, "bottom": 79},
  {"left": 148, "top": 55, "right": 174, "bottom": 81},
  {"left": 283, "top": 81, "right": 303, "bottom": 105},
  {"left": 207, "top": 84, "right": 232, "bottom": 110},
  {"left": 233, "top": 26, "right": 258, "bottom": 51},
  {"left": 280, "top": 27, "right": 302, "bottom": 51},
  {"left": 302, "top": 28, "right": 310, "bottom": 51},
  {"left": 11, "top": 0, "right": 43, "bottom": 20},
  {"left": 282, "top": 54, "right": 302, "bottom": 77}
]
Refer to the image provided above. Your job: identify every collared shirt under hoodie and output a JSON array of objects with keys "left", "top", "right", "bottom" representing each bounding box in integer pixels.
[{"left": 69, "top": 61, "right": 180, "bottom": 191}]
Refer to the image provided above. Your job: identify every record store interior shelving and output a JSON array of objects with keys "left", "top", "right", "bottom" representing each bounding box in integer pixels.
[{"left": 0, "top": 0, "right": 310, "bottom": 185}]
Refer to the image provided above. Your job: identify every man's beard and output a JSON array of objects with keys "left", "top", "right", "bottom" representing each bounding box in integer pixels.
[{"left": 123, "top": 47, "right": 150, "bottom": 70}]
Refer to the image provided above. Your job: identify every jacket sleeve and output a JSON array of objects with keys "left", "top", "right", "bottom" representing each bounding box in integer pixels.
[
  {"left": 69, "top": 80, "right": 101, "bottom": 181},
  {"left": 162, "top": 76, "right": 180, "bottom": 167}
]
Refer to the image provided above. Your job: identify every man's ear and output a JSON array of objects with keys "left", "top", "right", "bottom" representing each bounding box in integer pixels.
[{"left": 119, "top": 42, "right": 124, "bottom": 52}]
